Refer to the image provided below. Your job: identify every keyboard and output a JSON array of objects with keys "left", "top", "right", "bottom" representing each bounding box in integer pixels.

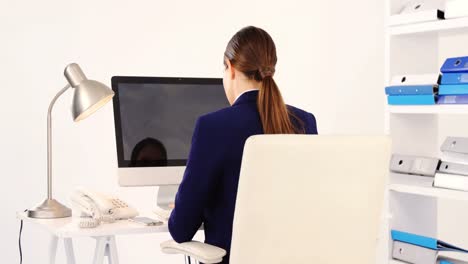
[{"left": 153, "top": 206, "right": 173, "bottom": 221}]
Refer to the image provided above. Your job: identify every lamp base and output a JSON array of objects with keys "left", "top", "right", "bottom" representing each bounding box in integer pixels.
[{"left": 27, "top": 199, "right": 72, "bottom": 218}]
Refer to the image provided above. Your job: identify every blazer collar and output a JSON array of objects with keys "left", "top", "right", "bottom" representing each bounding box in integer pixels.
[{"left": 232, "top": 90, "right": 259, "bottom": 106}]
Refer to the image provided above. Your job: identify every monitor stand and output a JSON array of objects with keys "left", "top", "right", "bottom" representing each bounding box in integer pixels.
[{"left": 156, "top": 185, "right": 179, "bottom": 210}]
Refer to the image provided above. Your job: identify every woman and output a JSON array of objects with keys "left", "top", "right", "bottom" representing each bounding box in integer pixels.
[{"left": 168, "top": 26, "right": 318, "bottom": 263}]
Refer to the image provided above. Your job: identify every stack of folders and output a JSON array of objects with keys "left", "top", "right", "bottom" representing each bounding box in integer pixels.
[
  {"left": 439, "top": 56, "right": 468, "bottom": 104},
  {"left": 392, "top": 230, "right": 468, "bottom": 264},
  {"left": 385, "top": 74, "right": 439, "bottom": 105},
  {"left": 434, "top": 137, "right": 468, "bottom": 191}
]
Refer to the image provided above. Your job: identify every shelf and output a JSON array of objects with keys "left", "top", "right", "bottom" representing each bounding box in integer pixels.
[
  {"left": 388, "top": 17, "right": 468, "bottom": 36},
  {"left": 389, "top": 173, "right": 468, "bottom": 201},
  {"left": 388, "top": 105, "right": 468, "bottom": 114},
  {"left": 389, "top": 252, "right": 468, "bottom": 264},
  {"left": 440, "top": 251, "right": 468, "bottom": 263}
]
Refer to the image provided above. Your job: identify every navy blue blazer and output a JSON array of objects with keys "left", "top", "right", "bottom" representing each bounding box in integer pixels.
[{"left": 168, "top": 90, "right": 318, "bottom": 263}]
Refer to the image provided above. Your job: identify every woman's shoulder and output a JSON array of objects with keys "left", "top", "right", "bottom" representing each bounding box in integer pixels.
[
  {"left": 287, "top": 105, "right": 316, "bottom": 120},
  {"left": 287, "top": 105, "right": 318, "bottom": 134},
  {"left": 198, "top": 103, "right": 258, "bottom": 124},
  {"left": 194, "top": 106, "right": 246, "bottom": 132},
  {"left": 197, "top": 106, "right": 238, "bottom": 123}
]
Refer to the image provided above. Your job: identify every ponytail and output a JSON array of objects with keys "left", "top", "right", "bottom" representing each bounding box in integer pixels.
[
  {"left": 257, "top": 76, "right": 303, "bottom": 134},
  {"left": 224, "top": 26, "right": 304, "bottom": 134}
]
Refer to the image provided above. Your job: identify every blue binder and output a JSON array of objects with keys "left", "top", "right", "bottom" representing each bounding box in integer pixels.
[
  {"left": 387, "top": 95, "right": 436, "bottom": 105},
  {"left": 385, "top": 85, "right": 437, "bottom": 95},
  {"left": 440, "top": 261, "right": 454, "bottom": 264},
  {"left": 441, "top": 56, "right": 468, "bottom": 73},
  {"left": 438, "top": 95, "right": 468, "bottom": 104},
  {"left": 391, "top": 230, "right": 468, "bottom": 253},
  {"left": 439, "top": 84, "right": 468, "bottom": 95},
  {"left": 441, "top": 73, "right": 468, "bottom": 84}
]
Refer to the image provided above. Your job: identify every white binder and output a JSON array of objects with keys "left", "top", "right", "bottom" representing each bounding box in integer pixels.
[
  {"left": 389, "top": 0, "right": 445, "bottom": 26},
  {"left": 445, "top": 0, "right": 468, "bottom": 19},
  {"left": 391, "top": 73, "right": 440, "bottom": 86},
  {"left": 434, "top": 172, "right": 468, "bottom": 192}
]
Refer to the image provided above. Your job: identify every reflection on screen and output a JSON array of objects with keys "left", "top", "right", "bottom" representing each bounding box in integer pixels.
[{"left": 118, "top": 83, "right": 229, "bottom": 166}]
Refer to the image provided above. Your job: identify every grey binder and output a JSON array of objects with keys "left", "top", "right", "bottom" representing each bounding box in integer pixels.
[
  {"left": 390, "top": 154, "right": 440, "bottom": 176},
  {"left": 441, "top": 137, "right": 468, "bottom": 154},
  {"left": 392, "top": 240, "right": 438, "bottom": 264},
  {"left": 438, "top": 161, "right": 468, "bottom": 176}
]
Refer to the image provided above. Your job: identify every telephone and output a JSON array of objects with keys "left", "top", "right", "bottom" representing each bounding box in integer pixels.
[{"left": 70, "top": 188, "right": 138, "bottom": 228}]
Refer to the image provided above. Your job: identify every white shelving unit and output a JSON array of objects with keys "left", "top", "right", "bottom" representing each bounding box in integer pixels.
[
  {"left": 390, "top": 253, "right": 468, "bottom": 264},
  {"left": 389, "top": 16, "right": 468, "bottom": 36},
  {"left": 388, "top": 105, "right": 468, "bottom": 114},
  {"left": 389, "top": 173, "right": 468, "bottom": 202},
  {"left": 383, "top": 0, "right": 468, "bottom": 263}
]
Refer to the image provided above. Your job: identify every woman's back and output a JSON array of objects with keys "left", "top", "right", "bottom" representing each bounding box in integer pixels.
[{"left": 168, "top": 90, "right": 317, "bottom": 263}]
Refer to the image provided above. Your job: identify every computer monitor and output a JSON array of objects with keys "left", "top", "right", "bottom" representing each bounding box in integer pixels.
[{"left": 112, "top": 76, "right": 230, "bottom": 187}]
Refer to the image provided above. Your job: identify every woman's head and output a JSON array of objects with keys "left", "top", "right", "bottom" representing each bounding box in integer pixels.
[
  {"left": 223, "top": 26, "right": 302, "bottom": 134},
  {"left": 223, "top": 26, "right": 277, "bottom": 99},
  {"left": 130, "top": 137, "right": 168, "bottom": 166}
]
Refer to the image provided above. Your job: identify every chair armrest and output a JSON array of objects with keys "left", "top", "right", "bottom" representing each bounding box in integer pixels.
[{"left": 160, "top": 240, "right": 226, "bottom": 264}]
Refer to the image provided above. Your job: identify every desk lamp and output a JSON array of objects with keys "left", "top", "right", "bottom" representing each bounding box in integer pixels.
[{"left": 28, "top": 63, "right": 114, "bottom": 218}]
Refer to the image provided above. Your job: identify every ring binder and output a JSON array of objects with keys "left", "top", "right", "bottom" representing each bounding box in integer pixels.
[
  {"left": 441, "top": 57, "right": 468, "bottom": 73},
  {"left": 441, "top": 137, "right": 468, "bottom": 154},
  {"left": 391, "top": 74, "right": 440, "bottom": 86},
  {"left": 385, "top": 85, "right": 438, "bottom": 95},
  {"left": 441, "top": 73, "right": 468, "bottom": 85},
  {"left": 438, "top": 161, "right": 468, "bottom": 176},
  {"left": 390, "top": 154, "right": 440, "bottom": 176},
  {"left": 389, "top": 0, "right": 444, "bottom": 26},
  {"left": 437, "top": 95, "right": 468, "bottom": 104},
  {"left": 434, "top": 172, "right": 468, "bottom": 192},
  {"left": 392, "top": 240, "right": 438, "bottom": 264},
  {"left": 387, "top": 95, "right": 436, "bottom": 105},
  {"left": 439, "top": 84, "right": 468, "bottom": 95}
]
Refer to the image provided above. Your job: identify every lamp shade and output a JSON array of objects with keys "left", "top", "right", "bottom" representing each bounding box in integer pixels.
[{"left": 64, "top": 63, "right": 114, "bottom": 122}]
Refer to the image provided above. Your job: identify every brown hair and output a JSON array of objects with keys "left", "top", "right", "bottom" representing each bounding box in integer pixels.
[{"left": 224, "top": 26, "right": 304, "bottom": 134}]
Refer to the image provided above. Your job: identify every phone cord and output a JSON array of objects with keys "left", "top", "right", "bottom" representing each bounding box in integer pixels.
[{"left": 19, "top": 209, "right": 27, "bottom": 264}]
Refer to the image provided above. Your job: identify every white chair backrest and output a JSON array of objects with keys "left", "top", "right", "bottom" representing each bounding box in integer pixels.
[{"left": 230, "top": 135, "right": 390, "bottom": 264}]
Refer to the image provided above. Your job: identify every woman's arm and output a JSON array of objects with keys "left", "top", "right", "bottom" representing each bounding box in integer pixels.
[{"left": 168, "top": 116, "right": 221, "bottom": 242}]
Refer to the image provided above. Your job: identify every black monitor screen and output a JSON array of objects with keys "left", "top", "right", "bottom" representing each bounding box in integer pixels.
[{"left": 112, "top": 77, "right": 229, "bottom": 167}]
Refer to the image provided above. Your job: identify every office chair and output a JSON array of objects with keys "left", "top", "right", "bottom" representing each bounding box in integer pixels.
[{"left": 161, "top": 135, "right": 391, "bottom": 264}]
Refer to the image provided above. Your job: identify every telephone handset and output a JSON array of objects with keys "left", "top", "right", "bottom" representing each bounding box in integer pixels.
[{"left": 70, "top": 188, "right": 138, "bottom": 228}]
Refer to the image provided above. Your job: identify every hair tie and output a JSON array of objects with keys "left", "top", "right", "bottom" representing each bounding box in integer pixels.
[{"left": 259, "top": 67, "right": 275, "bottom": 79}]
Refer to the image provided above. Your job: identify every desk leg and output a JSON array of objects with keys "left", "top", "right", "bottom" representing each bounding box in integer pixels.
[
  {"left": 93, "top": 236, "right": 120, "bottom": 264},
  {"left": 49, "top": 236, "right": 58, "bottom": 264},
  {"left": 63, "top": 238, "right": 76, "bottom": 264},
  {"left": 106, "top": 236, "right": 119, "bottom": 264},
  {"left": 92, "top": 237, "right": 107, "bottom": 264}
]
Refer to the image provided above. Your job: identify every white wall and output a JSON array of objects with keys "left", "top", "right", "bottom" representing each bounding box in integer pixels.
[{"left": 0, "top": 0, "right": 384, "bottom": 263}]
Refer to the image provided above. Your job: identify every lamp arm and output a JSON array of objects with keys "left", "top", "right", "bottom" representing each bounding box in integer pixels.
[{"left": 47, "top": 84, "right": 71, "bottom": 199}]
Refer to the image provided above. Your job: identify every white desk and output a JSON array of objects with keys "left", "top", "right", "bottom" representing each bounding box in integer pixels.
[{"left": 17, "top": 212, "right": 169, "bottom": 264}]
